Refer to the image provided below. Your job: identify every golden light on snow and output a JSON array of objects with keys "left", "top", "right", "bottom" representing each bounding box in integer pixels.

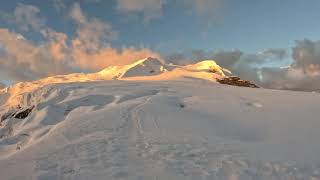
[{"left": 0, "top": 58, "right": 230, "bottom": 108}]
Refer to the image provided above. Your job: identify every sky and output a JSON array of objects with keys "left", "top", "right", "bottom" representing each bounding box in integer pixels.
[{"left": 1, "top": 0, "right": 320, "bottom": 91}]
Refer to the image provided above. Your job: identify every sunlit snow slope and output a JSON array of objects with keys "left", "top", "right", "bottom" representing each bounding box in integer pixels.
[{"left": 1, "top": 58, "right": 320, "bottom": 180}]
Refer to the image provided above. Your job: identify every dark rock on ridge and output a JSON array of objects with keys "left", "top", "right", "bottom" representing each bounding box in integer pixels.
[{"left": 217, "top": 76, "right": 259, "bottom": 88}]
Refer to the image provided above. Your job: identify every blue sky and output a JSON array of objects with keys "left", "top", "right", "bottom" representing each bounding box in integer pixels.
[
  {"left": 1, "top": 0, "right": 320, "bottom": 91},
  {"left": 1, "top": 0, "right": 319, "bottom": 53}
]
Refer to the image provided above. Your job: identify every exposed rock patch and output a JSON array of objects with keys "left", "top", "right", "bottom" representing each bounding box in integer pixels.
[
  {"left": 14, "top": 106, "right": 35, "bottom": 119},
  {"left": 217, "top": 76, "right": 259, "bottom": 88}
]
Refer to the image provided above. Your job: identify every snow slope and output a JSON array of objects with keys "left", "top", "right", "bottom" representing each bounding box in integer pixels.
[{"left": 1, "top": 59, "right": 320, "bottom": 179}]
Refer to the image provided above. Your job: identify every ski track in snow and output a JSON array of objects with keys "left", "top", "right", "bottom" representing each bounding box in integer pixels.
[{"left": 1, "top": 81, "right": 320, "bottom": 179}]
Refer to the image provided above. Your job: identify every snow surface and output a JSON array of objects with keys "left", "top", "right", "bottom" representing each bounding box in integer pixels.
[{"left": 1, "top": 58, "right": 320, "bottom": 180}]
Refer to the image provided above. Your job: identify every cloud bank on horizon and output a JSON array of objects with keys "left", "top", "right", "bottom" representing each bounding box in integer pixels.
[
  {"left": 0, "top": 0, "right": 320, "bottom": 92},
  {"left": 166, "top": 42, "right": 320, "bottom": 91}
]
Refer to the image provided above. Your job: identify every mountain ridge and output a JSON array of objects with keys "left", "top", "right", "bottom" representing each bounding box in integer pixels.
[{"left": 0, "top": 57, "right": 231, "bottom": 107}]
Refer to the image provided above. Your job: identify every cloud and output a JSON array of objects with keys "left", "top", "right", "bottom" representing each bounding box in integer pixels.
[
  {"left": 51, "top": 0, "right": 102, "bottom": 12},
  {"left": 68, "top": 3, "right": 160, "bottom": 70},
  {"left": 70, "top": 3, "right": 117, "bottom": 50},
  {"left": 2, "top": 3, "right": 319, "bottom": 92},
  {"left": 70, "top": 3, "right": 87, "bottom": 24},
  {"left": 0, "top": 28, "right": 73, "bottom": 81},
  {"left": 292, "top": 39, "right": 320, "bottom": 75},
  {"left": 259, "top": 67, "right": 320, "bottom": 91},
  {"left": 1, "top": 3, "right": 45, "bottom": 32},
  {"left": 208, "top": 50, "right": 262, "bottom": 82},
  {"left": 165, "top": 49, "right": 243, "bottom": 68},
  {"left": 187, "top": 40, "right": 319, "bottom": 92},
  {"left": 258, "top": 48, "right": 287, "bottom": 60},
  {"left": 0, "top": 3, "right": 160, "bottom": 82},
  {"left": 165, "top": 48, "right": 288, "bottom": 85},
  {"left": 0, "top": 27, "right": 160, "bottom": 82},
  {"left": 0, "top": 82, "right": 5, "bottom": 89},
  {"left": 259, "top": 39, "right": 320, "bottom": 91},
  {"left": 166, "top": 48, "right": 286, "bottom": 67},
  {"left": 165, "top": 40, "right": 319, "bottom": 92},
  {"left": 209, "top": 49, "right": 243, "bottom": 67},
  {"left": 166, "top": 53, "right": 192, "bottom": 65},
  {"left": 116, "top": 0, "right": 166, "bottom": 21},
  {"left": 71, "top": 46, "right": 161, "bottom": 70},
  {"left": 51, "top": 0, "right": 66, "bottom": 12}
]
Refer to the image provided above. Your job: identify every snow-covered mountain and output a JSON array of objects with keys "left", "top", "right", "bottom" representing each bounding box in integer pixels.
[
  {"left": 1, "top": 58, "right": 320, "bottom": 180},
  {"left": 97, "top": 57, "right": 231, "bottom": 80},
  {"left": 0, "top": 58, "right": 230, "bottom": 108},
  {"left": 98, "top": 57, "right": 171, "bottom": 79}
]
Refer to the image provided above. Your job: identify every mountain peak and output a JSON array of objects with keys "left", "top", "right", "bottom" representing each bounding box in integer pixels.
[
  {"left": 96, "top": 58, "right": 233, "bottom": 80},
  {"left": 97, "top": 57, "right": 168, "bottom": 79},
  {"left": 121, "top": 57, "right": 168, "bottom": 78},
  {"left": 132, "top": 57, "right": 165, "bottom": 67},
  {"left": 183, "top": 60, "right": 232, "bottom": 76}
]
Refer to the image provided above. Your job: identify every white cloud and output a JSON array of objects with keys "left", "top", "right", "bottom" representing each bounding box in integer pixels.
[
  {"left": 260, "top": 39, "right": 320, "bottom": 91},
  {"left": 67, "top": 3, "right": 160, "bottom": 70},
  {"left": 51, "top": 0, "right": 66, "bottom": 12},
  {"left": 70, "top": 3, "right": 87, "bottom": 24},
  {"left": 165, "top": 48, "right": 290, "bottom": 88},
  {"left": 258, "top": 48, "right": 288, "bottom": 60},
  {"left": 292, "top": 39, "right": 320, "bottom": 75},
  {"left": 70, "top": 2, "right": 117, "bottom": 49},
  {"left": 1, "top": 3, "right": 46, "bottom": 32},
  {"left": 0, "top": 3, "right": 160, "bottom": 82},
  {"left": 0, "top": 28, "right": 72, "bottom": 81}
]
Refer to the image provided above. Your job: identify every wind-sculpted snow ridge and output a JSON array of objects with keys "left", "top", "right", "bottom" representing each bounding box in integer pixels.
[{"left": 2, "top": 58, "right": 320, "bottom": 179}]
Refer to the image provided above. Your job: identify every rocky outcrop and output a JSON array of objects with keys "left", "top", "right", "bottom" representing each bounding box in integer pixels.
[
  {"left": 217, "top": 76, "right": 259, "bottom": 88},
  {"left": 1, "top": 105, "right": 34, "bottom": 124},
  {"left": 14, "top": 106, "right": 35, "bottom": 119}
]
